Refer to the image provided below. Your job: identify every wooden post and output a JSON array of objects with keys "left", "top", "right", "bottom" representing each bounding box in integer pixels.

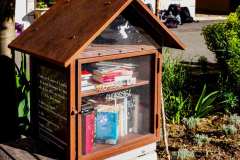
[{"left": 69, "top": 61, "right": 76, "bottom": 160}]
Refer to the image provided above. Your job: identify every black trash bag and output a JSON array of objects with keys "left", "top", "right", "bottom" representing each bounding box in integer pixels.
[
  {"left": 168, "top": 4, "right": 181, "bottom": 16},
  {"left": 180, "top": 7, "right": 194, "bottom": 23},
  {"left": 164, "top": 17, "right": 179, "bottom": 28}
]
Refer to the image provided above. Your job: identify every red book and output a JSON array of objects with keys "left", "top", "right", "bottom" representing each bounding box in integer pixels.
[
  {"left": 82, "top": 112, "right": 95, "bottom": 154},
  {"left": 82, "top": 70, "right": 92, "bottom": 79},
  {"left": 93, "top": 75, "right": 115, "bottom": 83}
]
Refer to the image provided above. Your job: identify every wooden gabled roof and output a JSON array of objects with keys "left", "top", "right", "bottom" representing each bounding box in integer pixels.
[{"left": 9, "top": 0, "right": 186, "bottom": 67}]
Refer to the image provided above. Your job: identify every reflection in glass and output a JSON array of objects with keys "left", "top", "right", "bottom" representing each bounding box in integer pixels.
[
  {"left": 92, "top": 15, "right": 158, "bottom": 46},
  {"left": 80, "top": 55, "right": 155, "bottom": 155}
]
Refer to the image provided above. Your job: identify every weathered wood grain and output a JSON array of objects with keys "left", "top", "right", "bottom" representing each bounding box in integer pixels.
[
  {"left": 0, "top": 138, "right": 60, "bottom": 160},
  {"left": 9, "top": 0, "right": 185, "bottom": 67}
]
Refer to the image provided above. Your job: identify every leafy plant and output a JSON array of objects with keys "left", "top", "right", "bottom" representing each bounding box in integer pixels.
[
  {"left": 202, "top": 22, "right": 228, "bottom": 55},
  {"left": 222, "top": 91, "right": 238, "bottom": 113},
  {"left": 37, "top": 0, "right": 48, "bottom": 8},
  {"left": 194, "top": 84, "right": 219, "bottom": 118},
  {"left": 229, "top": 114, "right": 240, "bottom": 127},
  {"left": 162, "top": 52, "right": 187, "bottom": 95},
  {"left": 202, "top": 5, "right": 240, "bottom": 91},
  {"left": 177, "top": 149, "right": 195, "bottom": 160},
  {"left": 15, "top": 54, "right": 30, "bottom": 135},
  {"left": 223, "top": 124, "right": 237, "bottom": 135},
  {"left": 183, "top": 117, "right": 199, "bottom": 130},
  {"left": 163, "top": 51, "right": 191, "bottom": 124},
  {"left": 228, "top": 57, "right": 240, "bottom": 86},
  {"left": 194, "top": 134, "right": 209, "bottom": 146},
  {"left": 167, "top": 94, "right": 190, "bottom": 124}
]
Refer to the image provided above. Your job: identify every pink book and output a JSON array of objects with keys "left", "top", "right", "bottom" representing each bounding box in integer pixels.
[{"left": 83, "top": 112, "right": 95, "bottom": 154}]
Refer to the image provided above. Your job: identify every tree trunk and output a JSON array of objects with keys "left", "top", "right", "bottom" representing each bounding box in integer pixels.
[
  {"left": 0, "top": 0, "right": 16, "bottom": 57},
  {"left": 0, "top": 0, "right": 18, "bottom": 142}
]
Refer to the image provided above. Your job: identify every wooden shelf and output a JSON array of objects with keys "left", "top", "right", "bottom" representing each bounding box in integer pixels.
[
  {"left": 81, "top": 80, "right": 149, "bottom": 97},
  {"left": 82, "top": 133, "right": 155, "bottom": 159}
]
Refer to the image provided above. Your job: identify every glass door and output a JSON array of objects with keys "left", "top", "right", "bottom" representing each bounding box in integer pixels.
[{"left": 78, "top": 53, "right": 157, "bottom": 157}]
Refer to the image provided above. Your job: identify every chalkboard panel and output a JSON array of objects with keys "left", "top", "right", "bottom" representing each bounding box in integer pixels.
[{"left": 32, "top": 61, "right": 68, "bottom": 150}]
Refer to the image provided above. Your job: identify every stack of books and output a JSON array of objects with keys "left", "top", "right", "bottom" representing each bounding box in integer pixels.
[
  {"left": 92, "top": 62, "right": 137, "bottom": 88},
  {"left": 81, "top": 70, "right": 95, "bottom": 91},
  {"left": 82, "top": 92, "right": 144, "bottom": 153}
]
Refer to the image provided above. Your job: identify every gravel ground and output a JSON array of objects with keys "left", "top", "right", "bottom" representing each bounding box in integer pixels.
[{"left": 166, "top": 20, "right": 224, "bottom": 64}]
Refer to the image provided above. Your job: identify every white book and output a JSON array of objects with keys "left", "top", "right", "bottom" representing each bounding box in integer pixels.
[
  {"left": 81, "top": 85, "right": 95, "bottom": 91},
  {"left": 119, "top": 102, "right": 124, "bottom": 137},
  {"left": 123, "top": 97, "right": 128, "bottom": 136},
  {"left": 81, "top": 80, "right": 92, "bottom": 87},
  {"left": 132, "top": 94, "right": 140, "bottom": 133}
]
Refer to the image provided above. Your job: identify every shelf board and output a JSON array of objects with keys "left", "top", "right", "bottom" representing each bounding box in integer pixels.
[
  {"left": 81, "top": 80, "right": 149, "bottom": 97},
  {"left": 82, "top": 133, "right": 155, "bottom": 158}
]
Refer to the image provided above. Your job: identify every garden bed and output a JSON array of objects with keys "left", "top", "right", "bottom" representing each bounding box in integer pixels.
[{"left": 158, "top": 114, "right": 240, "bottom": 159}]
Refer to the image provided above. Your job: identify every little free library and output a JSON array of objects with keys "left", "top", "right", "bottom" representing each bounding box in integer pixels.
[{"left": 9, "top": 0, "right": 185, "bottom": 159}]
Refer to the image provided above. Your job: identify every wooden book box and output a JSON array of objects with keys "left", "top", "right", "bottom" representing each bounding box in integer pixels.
[{"left": 9, "top": 0, "right": 185, "bottom": 159}]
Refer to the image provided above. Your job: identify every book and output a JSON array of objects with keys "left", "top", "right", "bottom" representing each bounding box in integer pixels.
[
  {"left": 82, "top": 111, "right": 95, "bottom": 154},
  {"left": 92, "top": 75, "right": 115, "bottom": 83},
  {"left": 123, "top": 97, "right": 128, "bottom": 136},
  {"left": 81, "top": 80, "right": 93, "bottom": 87},
  {"left": 81, "top": 83, "right": 95, "bottom": 91},
  {"left": 82, "top": 70, "right": 92, "bottom": 79},
  {"left": 118, "top": 101, "right": 124, "bottom": 137},
  {"left": 94, "top": 62, "right": 137, "bottom": 69},
  {"left": 95, "top": 112, "right": 119, "bottom": 145},
  {"left": 94, "top": 68, "right": 134, "bottom": 78},
  {"left": 127, "top": 96, "right": 135, "bottom": 133},
  {"left": 132, "top": 94, "right": 140, "bottom": 134}
]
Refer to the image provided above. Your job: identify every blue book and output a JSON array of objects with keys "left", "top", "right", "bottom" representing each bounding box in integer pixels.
[{"left": 95, "top": 112, "right": 119, "bottom": 145}]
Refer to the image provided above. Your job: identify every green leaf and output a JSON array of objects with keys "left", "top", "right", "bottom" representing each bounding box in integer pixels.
[
  {"left": 194, "top": 85, "right": 219, "bottom": 118},
  {"left": 201, "top": 91, "right": 219, "bottom": 108},
  {"left": 195, "top": 84, "right": 207, "bottom": 113}
]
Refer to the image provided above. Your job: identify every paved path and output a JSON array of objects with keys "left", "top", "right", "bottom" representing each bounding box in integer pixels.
[{"left": 168, "top": 21, "right": 223, "bottom": 64}]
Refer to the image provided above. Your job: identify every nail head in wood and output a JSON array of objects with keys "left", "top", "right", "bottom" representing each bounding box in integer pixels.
[
  {"left": 104, "top": 1, "right": 111, "bottom": 6},
  {"left": 33, "top": 28, "right": 39, "bottom": 31},
  {"left": 71, "top": 110, "right": 78, "bottom": 115},
  {"left": 69, "top": 35, "right": 76, "bottom": 40}
]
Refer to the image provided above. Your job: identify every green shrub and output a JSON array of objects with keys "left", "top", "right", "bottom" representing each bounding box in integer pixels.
[
  {"left": 202, "top": 22, "right": 227, "bottom": 53},
  {"left": 177, "top": 149, "right": 195, "bottom": 160},
  {"left": 194, "top": 134, "right": 209, "bottom": 146},
  {"left": 223, "top": 124, "right": 237, "bottom": 135},
  {"left": 163, "top": 53, "right": 187, "bottom": 95},
  {"left": 202, "top": 5, "right": 240, "bottom": 91},
  {"left": 163, "top": 52, "right": 190, "bottom": 124},
  {"left": 168, "top": 94, "right": 189, "bottom": 124},
  {"left": 228, "top": 57, "right": 240, "bottom": 86},
  {"left": 222, "top": 91, "right": 238, "bottom": 113},
  {"left": 183, "top": 117, "right": 200, "bottom": 130},
  {"left": 217, "top": 74, "right": 238, "bottom": 113}
]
